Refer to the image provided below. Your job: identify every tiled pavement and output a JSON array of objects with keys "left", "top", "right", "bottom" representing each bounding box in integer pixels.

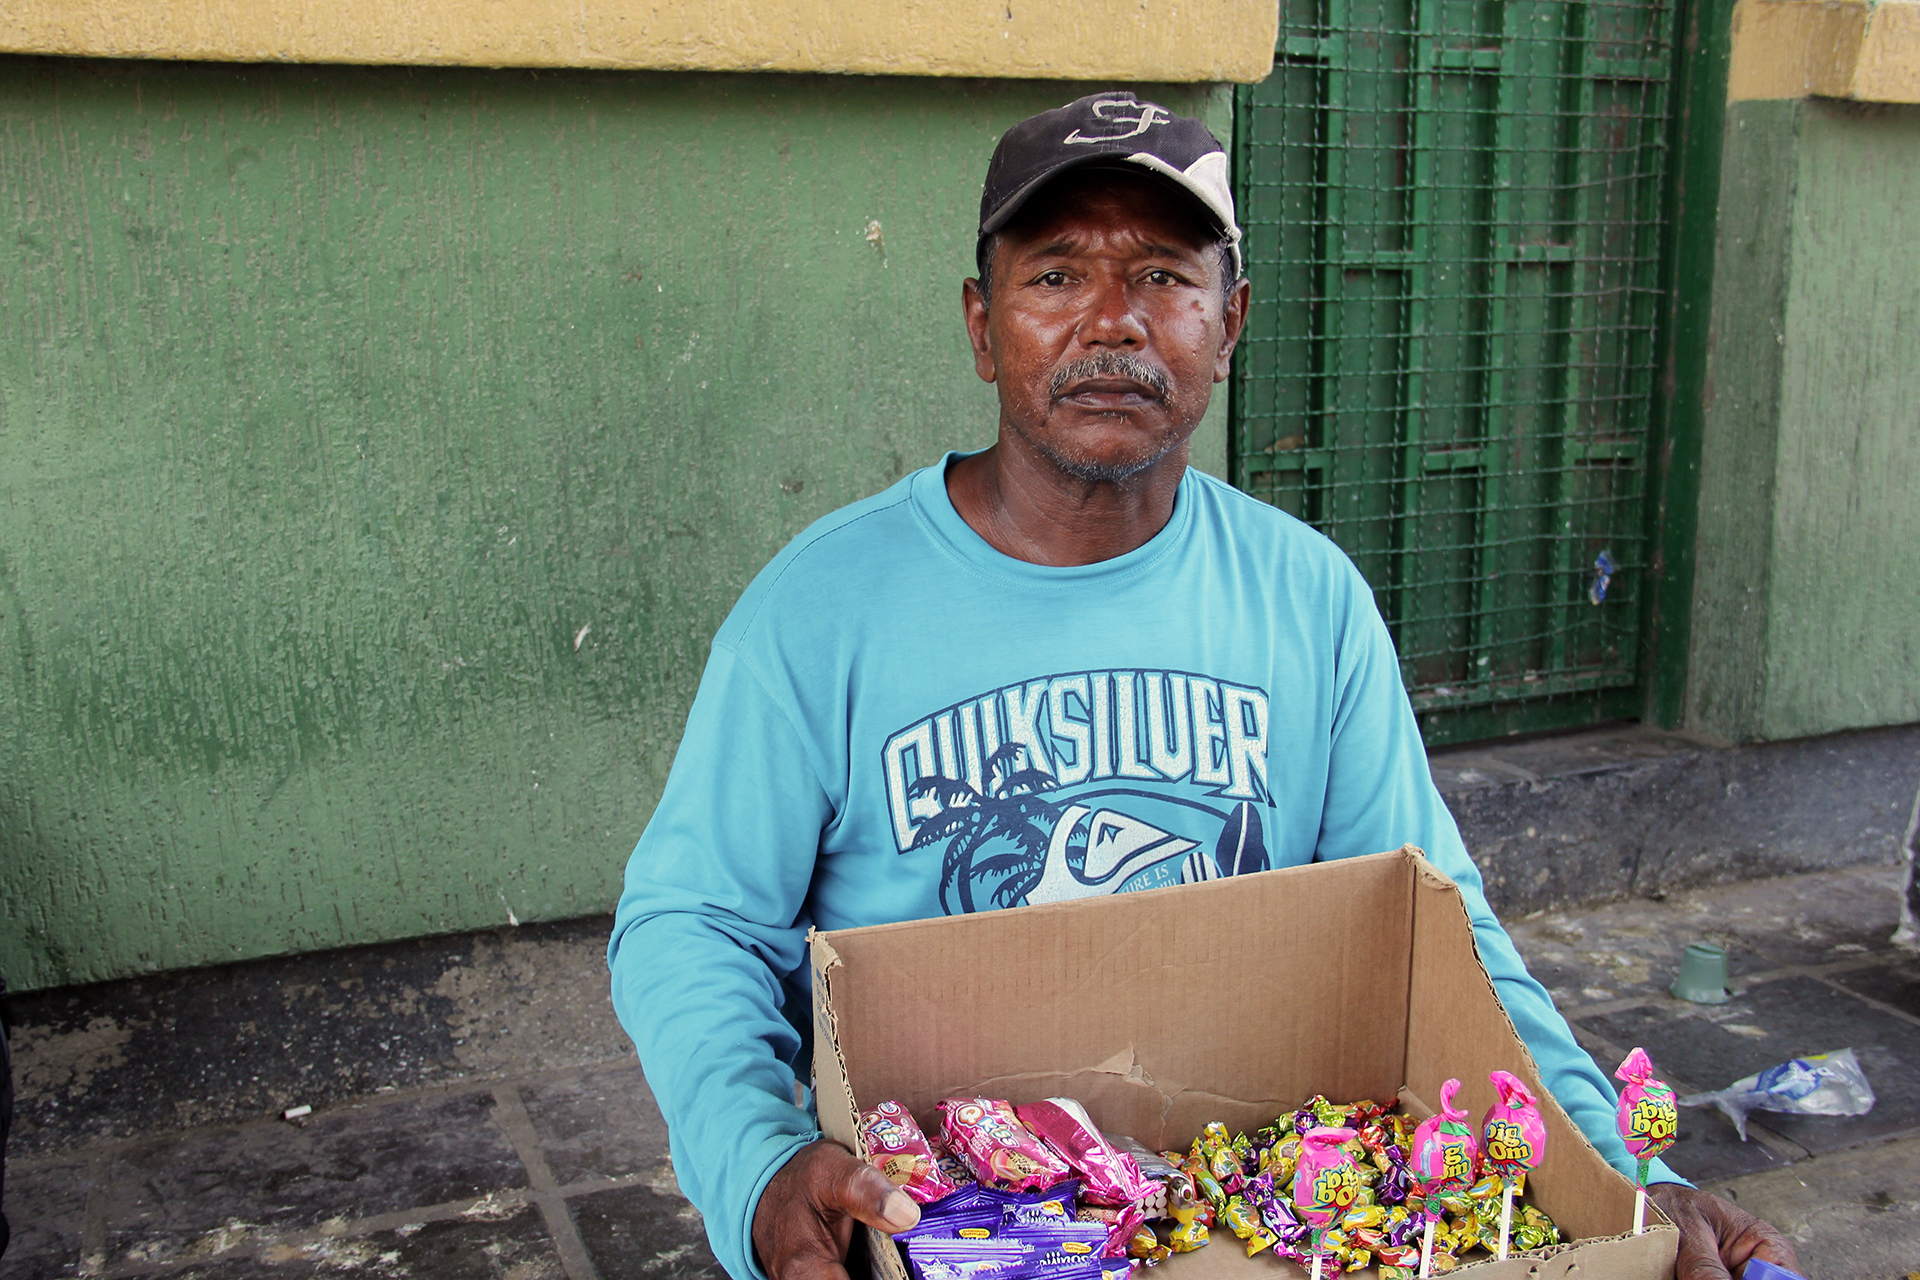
[
  {"left": 5, "top": 866, "right": 1918, "bottom": 1280},
  {"left": 3, "top": 920, "right": 714, "bottom": 1280},
  {"left": 1504, "top": 863, "right": 1920, "bottom": 1277}
]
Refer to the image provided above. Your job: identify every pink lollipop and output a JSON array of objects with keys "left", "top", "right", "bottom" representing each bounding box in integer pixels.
[
  {"left": 1409, "top": 1079, "right": 1479, "bottom": 1278},
  {"left": 1290, "top": 1127, "right": 1358, "bottom": 1280},
  {"left": 1614, "top": 1048, "right": 1677, "bottom": 1235},
  {"left": 1481, "top": 1071, "right": 1548, "bottom": 1258}
]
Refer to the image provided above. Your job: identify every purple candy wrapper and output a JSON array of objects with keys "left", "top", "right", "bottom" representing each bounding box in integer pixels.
[
  {"left": 895, "top": 1205, "right": 1002, "bottom": 1242},
  {"left": 905, "top": 1240, "right": 1028, "bottom": 1280}
]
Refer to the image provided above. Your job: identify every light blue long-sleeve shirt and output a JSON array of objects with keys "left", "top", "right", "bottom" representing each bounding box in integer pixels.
[{"left": 609, "top": 456, "right": 1676, "bottom": 1280}]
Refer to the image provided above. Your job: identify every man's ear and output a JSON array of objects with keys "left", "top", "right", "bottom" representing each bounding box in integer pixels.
[
  {"left": 1214, "top": 276, "right": 1252, "bottom": 383},
  {"left": 962, "top": 278, "right": 996, "bottom": 384}
]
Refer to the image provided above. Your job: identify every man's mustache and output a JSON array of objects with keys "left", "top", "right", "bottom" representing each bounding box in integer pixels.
[{"left": 1049, "top": 352, "right": 1172, "bottom": 401}]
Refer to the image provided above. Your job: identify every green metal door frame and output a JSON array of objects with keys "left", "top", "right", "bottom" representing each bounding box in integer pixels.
[
  {"left": 1230, "top": 0, "right": 1725, "bottom": 746},
  {"left": 1639, "top": 0, "right": 1733, "bottom": 732}
]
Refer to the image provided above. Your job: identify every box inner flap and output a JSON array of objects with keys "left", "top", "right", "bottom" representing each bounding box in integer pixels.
[
  {"left": 1403, "top": 866, "right": 1651, "bottom": 1248},
  {"left": 817, "top": 851, "right": 1414, "bottom": 1149}
]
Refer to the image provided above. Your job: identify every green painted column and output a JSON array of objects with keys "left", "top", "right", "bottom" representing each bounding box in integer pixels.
[
  {"left": 1687, "top": 98, "right": 1920, "bottom": 743},
  {"left": 0, "top": 59, "right": 1231, "bottom": 988}
]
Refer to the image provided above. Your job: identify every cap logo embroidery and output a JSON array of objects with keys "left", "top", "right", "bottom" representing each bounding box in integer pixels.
[{"left": 1063, "top": 99, "right": 1171, "bottom": 144}]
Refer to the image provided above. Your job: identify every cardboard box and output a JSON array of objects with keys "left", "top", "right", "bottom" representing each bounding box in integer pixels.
[{"left": 811, "top": 847, "right": 1678, "bottom": 1280}]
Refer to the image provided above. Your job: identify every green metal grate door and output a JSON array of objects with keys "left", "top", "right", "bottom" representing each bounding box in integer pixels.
[{"left": 1232, "top": 0, "right": 1675, "bottom": 744}]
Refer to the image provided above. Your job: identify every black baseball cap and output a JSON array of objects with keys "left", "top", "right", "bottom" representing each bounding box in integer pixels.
[{"left": 978, "top": 91, "right": 1243, "bottom": 278}]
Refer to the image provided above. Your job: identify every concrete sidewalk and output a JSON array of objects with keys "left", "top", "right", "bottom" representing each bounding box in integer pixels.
[{"left": 4, "top": 863, "right": 1916, "bottom": 1280}]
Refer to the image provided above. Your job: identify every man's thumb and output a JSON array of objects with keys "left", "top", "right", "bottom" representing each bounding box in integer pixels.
[{"left": 831, "top": 1159, "right": 921, "bottom": 1235}]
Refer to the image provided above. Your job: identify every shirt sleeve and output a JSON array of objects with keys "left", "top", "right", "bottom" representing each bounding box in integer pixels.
[
  {"left": 608, "top": 640, "right": 836, "bottom": 1280},
  {"left": 1312, "top": 566, "right": 1686, "bottom": 1188}
]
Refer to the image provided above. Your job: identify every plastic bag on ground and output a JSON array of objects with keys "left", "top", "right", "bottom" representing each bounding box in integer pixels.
[{"left": 1678, "top": 1048, "right": 1875, "bottom": 1140}]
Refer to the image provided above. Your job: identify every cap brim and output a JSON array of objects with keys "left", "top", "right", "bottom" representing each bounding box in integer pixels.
[{"left": 977, "top": 154, "right": 1242, "bottom": 278}]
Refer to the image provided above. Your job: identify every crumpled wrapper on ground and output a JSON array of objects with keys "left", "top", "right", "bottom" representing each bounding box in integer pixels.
[{"left": 1678, "top": 1048, "right": 1875, "bottom": 1140}]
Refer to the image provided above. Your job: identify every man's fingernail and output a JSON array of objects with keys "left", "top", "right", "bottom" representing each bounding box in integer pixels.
[{"left": 882, "top": 1190, "right": 920, "bottom": 1231}]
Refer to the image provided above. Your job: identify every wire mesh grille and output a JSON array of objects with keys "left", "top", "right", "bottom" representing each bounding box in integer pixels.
[{"left": 1232, "top": 0, "right": 1674, "bottom": 724}]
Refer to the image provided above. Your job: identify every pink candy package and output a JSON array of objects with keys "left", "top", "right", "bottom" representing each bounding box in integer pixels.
[
  {"left": 937, "top": 1098, "right": 1072, "bottom": 1192},
  {"left": 860, "top": 1100, "right": 960, "bottom": 1204},
  {"left": 1480, "top": 1069, "right": 1548, "bottom": 1178},
  {"left": 1013, "top": 1098, "right": 1154, "bottom": 1207}
]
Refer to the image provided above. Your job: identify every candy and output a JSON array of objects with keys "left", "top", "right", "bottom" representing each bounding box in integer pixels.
[
  {"left": 894, "top": 1203, "right": 1002, "bottom": 1242},
  {"left": 1004, "top": 1195, "right": 1076, "bottom": 1227},
  {"left": 1411, "top": 1081, "right": 1481, "bottom": 1193},
  {"left": 863, "top": 1102, "right": 963, "bottom": 1205},
  {"left": 939, "top": 1099, "right": 1073, "bottom": 1192},
  {"left": 1615, "top": 1048, "right": 1678, "bottom": 1162},
  {"left": 1196, "top": 1123, "right": 1246, "bottom": 1194},
  {"left": 1291, "top": 1127, "right": 1360, "bottom": 1280},
  {"left": 1614, "top": 1048, "right": 1677, "bottom": 1236},
  {"left": 1074, "top": 1203, "right": 1144, "bottom": 1258},
  {"left": 1291, "top": 1127, "right": 1361, "bottom": 1229},
  {"left": 1166, "top": 1205, "right": 1209, "bottom": 1253},
  {"left": 1016, "top": 1101, "right": 1154, "bottom": 1207},
  {"left": 1481, "top": 1072, "right": 1548, "bottom": 1178},
  {"left": 931, "top": 1136, "right": 979, "bottom": 1191},
  {"left": 1410, "top": 1080, "right": 1480, "bottom": 1278},
  {"left": 904, "top": 1239, "right": 1029, "bottom": 1280},
  {"left": 1478, "top": 1069, "right": 1548, "bottom": 1261},
  {"left": 1125, "top": 1225, "right": 1168, "bottom": 1263},
  {"left": 1102, "top": 1134, "right": 1179, "bottom": 1183}
]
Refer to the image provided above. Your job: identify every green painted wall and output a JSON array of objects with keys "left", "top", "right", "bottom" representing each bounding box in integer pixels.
[
  {"left": 1687, "top": 98, "right": 1920, "bottom": 743},
  {"left": 0, "top": 57, "right": 1231, "bottom": 989}
]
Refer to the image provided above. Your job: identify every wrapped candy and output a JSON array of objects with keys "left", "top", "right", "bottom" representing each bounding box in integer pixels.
[
  {"left": 1219, "top": 1195, "right": 1279, "bottom": 1256},
  {"left": 931, "top": 1135, "right": 978, "bottom": 1191},
  {"left": 1016, "top": 1100, "right": 1155, "bottom": 1207},
  {"left": 1125, "top": 1223, "right": 1169, "bottom": 1263},
  {"left": 1614, "top": 1048, "right": 1677, "bottom": 1236},
  {"left": 939, "top": 1099, "right": 1073, "bottom": 1192},
  {"left": 1167, "top": 1205, "right": 1209, "bottom": 1252},
  {"left": 1410, "top": 1080, "right": 1480, "bottom": 1278},
  {"left": 904, "top": 1239, "right": 1029, "bottom": 1280},
  {"left": 862, "top": 1101, "right": 961, "bottom": 1205},
  {"left": 1375, "top": 1142, "right": 1413, "bottom": 1205},
  {"left": 1479, "top": 1069, "right": 1548, "bottom": 1261},
  {"left": 1292, "top": 1127, "right": 1360, "bottom": 1280},
  {"left": 1244, "top": 1169, "right": 1310, "bottom": 1252}
]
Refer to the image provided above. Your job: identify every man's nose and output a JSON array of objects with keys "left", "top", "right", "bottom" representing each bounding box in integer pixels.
[{"left": 1078, "top": 273, "right": 1147, "bottom": 346}]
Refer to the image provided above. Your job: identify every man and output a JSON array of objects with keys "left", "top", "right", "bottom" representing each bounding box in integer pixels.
[{"left": 610, "top": 93, "right": 1798, "bottom": 1280}]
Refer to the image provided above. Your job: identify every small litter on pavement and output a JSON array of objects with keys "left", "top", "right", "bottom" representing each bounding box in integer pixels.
[{"left": 1678, "top": 1048, "right": 1876, "bottom": 1140}]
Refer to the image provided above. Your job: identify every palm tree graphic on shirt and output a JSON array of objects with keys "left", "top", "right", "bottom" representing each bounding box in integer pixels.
[
  {"left": 907, "top": 744, "right": 1063, "bottom": 914},
  {"left": 906, "top": 744, "right": 1267, "bottom": 914}
]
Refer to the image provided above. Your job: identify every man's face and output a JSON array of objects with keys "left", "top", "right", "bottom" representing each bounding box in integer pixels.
[{"left": 964, "top": 169, "right": 1249, "bottom": 485}]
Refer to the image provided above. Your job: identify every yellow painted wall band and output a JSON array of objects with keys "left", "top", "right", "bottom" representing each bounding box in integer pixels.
[
  {"left": 0, "top": 0, "right": 1280, "bottom": 83},
  {"left": 1728, "top": 0, "right": 1920, "bottom": 103}
]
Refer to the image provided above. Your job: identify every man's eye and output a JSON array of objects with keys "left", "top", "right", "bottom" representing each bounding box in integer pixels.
[
  {"left": 1037, "top": 271, "right": 1070, "bottom": 287},
  {"left": 1146, "top": 270, "right": 1178, "bottom": 286}
]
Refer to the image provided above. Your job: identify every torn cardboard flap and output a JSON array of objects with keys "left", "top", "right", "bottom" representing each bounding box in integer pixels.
[{"left": 812, "top": 848, "right": 1678, "bottom": 1279}]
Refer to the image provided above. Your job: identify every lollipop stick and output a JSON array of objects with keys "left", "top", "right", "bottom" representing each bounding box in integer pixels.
[
  {"left": 1420, "top": 1218, "right": 1435, "bottom": 1278},
  {"left": 1310, "top": 1250, "right": 1323, "bottom": 1280},
  {"left": 1632, "top": 1157, "right": 1650, "bottom": 1236},
  {"left": 1498, "top": 1182, "right": 1514, "bottom": 1260}
]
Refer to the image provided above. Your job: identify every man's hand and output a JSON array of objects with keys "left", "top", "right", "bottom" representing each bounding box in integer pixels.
[
  {"left": 1649, "top": 1184, "right": 1801, "bottom": 1279},
  {"left": 753, "top": 1140, "right": 922, "bottom": 1280}
]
